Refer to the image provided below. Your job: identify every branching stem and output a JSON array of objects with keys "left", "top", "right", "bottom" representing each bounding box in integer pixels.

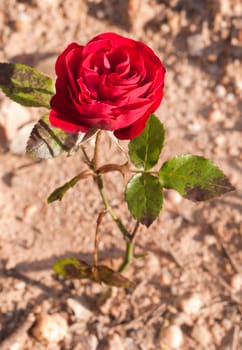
[
  {"left": 81, "top": 132, "right": 139, "bottom": 273},
  {"left": 118, "top": 220, "right": 140, "bottom": 272}
]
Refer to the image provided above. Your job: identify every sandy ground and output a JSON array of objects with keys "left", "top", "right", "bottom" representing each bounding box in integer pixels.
[{"left": 0, "top": 1, "right": 241, "bottom": 349}]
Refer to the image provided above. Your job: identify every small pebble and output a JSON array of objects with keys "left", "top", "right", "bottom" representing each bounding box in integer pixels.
[
  {"left": 9, "top": 122, "right": 35, "bottom": 155},
  {"left": 204, "top": 235, "right": 217, "bottom": 246},
  {"left": 38, "top": 0, "right": 60, "bottom": 7},
  {"left": 167, "top": 190, "right": 182, "bottom": 205},
  {"left": 145, "top": 253, "right": 160, "bottom": 276},
  {"left": 234, "top": 3, "right": 242, "bottom": 16},
  {"left": 30, "top": 313, "right": 68, "bottom": 344},
  {"left": 168, "top": 12, "right": 181, "bottom": 36},
  {"left": 220, "top": 0, "right": 232, "bottom": 16},
  {"left": 211, "top": 323, "right": 224, "bottom": 344},
  {"left": 174, "top": 312, "right": 193, "bottom": 326},
  {"left": 171, "top": 285, "right": 179, "bottom": 295},
  {"left": 214, "top": 135, "right": 226, "bottom": 146},
  {"left": 207, "top": 109, "right": 224, "bottom": 123},
  {"left": 229, "top": 146, "right": 240, "bottom": 157},
  {"left": 10, "top": 343, "right": 22, "bottom": 350},
  {"left": 160, "top": 325, "right": 184, "bottom": 349},
  {"left": 160, "top": 270, "right": 172, "bottom": 286},
  {"left": 235, "top": 79, "right": 242, "bottom": 91},
  {"left": 230, "top": 273, "right": 242, "bottom": 292},
  {"left": 226, "top": 93, "right": 235, "bottom": 102},
  {"left": 188, "top": 121, "right": 202, "bottom": 132},
  {"left": 96, "top": 10, "right": 105, "bottom": 19},
  {"left": 125, "top": 337, "right": 135, "bottom": 348},
  {"left": 222, "top": 118, "right": 236, "bottom": 129},
  {"left": 88, "top": 334, "right": 98, "bottom": 350},
  {"left": 215, "top": 85, "right": 226, "bottom": 98},
  {"left": 0, "top": 100, "right": 32, "bottom": 141},
  {"left": 178, "top": 293, "right": 203, "bottom": 316},
  {"left": 191, "top": 323, "right": 212, "bottom": 346},
  {"left": 14, "top": 13, "right": 32, "bottom": 31},
  {"left": 67, "top": 298, "right": 92, "bottom": 321},
  {"left": 161, "top": 23, "right": 170, "bottom": 34},
  {"left": 14, "top": 281, "right": 26, "bottom": 290},
  {"left": 23, "top": 204, "right": 38, "bottom": 222},
  {"left": 221, "top": 318, "right": 233, "bottom": 331},
  {"left": 207, "top": 53, "right": 217, "bottom": 62},
  {"left": 202, "top": 250, "right": 210, "bottom": 263},
  {"left": 106, "top": 333, "right": 125, "bottom": 350},
  {"left": 187, "top": 34, "right": 205, "bottom": 57}
]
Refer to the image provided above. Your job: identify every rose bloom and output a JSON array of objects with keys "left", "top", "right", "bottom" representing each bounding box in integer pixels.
[{"left": 49, "top": 32, "right": 165, "bottom": 140}]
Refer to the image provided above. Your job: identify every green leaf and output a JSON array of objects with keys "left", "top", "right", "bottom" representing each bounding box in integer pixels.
[
  {"left": 128, "top": 114, "right": 165, "bottom": 170},
  {"left": 0, "top": 62, "right": 54, "bottom": 108},
  {"left": 53, "top": 258, "right": 92, "bottom": 279},
  {"left": 48, "top": 170, "right": 91, "bottom": 203},
  {"left": 125, "top": 173, "right": 163, "bottom": 227},
  {"left": 26, "top": 114, "right": 80, "bottom": 159},
  {"left": 159, "top": 154, "right": 235, "bottom": 201}
]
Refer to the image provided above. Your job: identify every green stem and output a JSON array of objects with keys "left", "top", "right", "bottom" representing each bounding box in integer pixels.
[
  {"left": 118, "top": 241, "right": 134, "bottom": 273},
  {"left": 81, "top": 145, "right": 92, "bottom": 167},
  {"left": 97, "top": 175, "right": 131, "bottom": 240},
  {"left": 93, "top": 132, "right": 131, "bottom": 240},
  {"left": 118, "top": 220, "right": 140, "bottom": 272},
  {"left": 81, "top": 135, "right": 131, "bottom": 241}
]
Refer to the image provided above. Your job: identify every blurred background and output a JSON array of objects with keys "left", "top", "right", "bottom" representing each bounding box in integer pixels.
[{"left": 0, "top": 1, "right": 241, "bottom": 349}]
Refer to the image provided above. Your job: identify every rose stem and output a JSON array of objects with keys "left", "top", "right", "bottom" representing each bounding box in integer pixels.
[
  {"left": 81, "top": 132, "right": 140, "bottom": 272},
  {"left": 81, "top": 136, "right": 131, "bottom": 241},
  {"left": 97, "top": 177, "right": 131, "bottom": 240},
  {"left": 94, "top": 211, "right": 106, "bottom": 267},
  {"left": 93, "top": 133, "right": 141, "bottom": 272},
  {"left": 118, "top": 220, "right": 140, "bottom": 273}
]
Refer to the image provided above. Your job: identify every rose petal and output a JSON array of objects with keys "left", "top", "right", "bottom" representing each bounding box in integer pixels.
[
  {"left": 55, "top": 43, "right": 81, "bottom": 77},
  {"left": 49, "top": 110, "right": 89, "bottom": 133},
  {"left": 114, "top": 113, "right": 149, "bottom": 140}
]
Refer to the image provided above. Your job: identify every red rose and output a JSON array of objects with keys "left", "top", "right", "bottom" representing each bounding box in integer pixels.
[{"left": 49, "top": 32, "right": 165, "bottom": 140}]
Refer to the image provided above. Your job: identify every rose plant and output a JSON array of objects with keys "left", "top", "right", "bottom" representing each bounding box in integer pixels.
[{"left": 0, "top": 33, "right": 234, "bottom": 289}]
